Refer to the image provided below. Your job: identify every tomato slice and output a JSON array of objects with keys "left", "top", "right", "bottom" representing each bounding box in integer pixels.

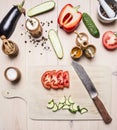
[
  {"left": 51, "top": 70, "right": 58, "bottom": 89},
  {"left": 63, "top": 71, "right": 69, "bottom": 87},
  {"left": 102, "top": 31, "right": 117, "bottom": 50},
  {"left": 56, "top": 70, "right": 64, "bottom": 89},
  {"left": 41, "top": 71, "right": 52, "bottom": 89}
]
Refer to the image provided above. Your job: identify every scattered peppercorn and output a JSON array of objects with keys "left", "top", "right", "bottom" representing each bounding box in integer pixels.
[{"left": 20, "top": 20, "right": 54, "bottom": 55}]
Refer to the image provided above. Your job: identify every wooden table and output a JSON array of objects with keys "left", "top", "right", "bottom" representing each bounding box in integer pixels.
[{"left": 0, "top": 0, "right": 117, "bottom": 130}]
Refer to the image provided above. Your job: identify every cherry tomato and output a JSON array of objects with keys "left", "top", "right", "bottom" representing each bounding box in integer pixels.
[{"left": 102, "top": 31, "right": 117, "bottom": 50}]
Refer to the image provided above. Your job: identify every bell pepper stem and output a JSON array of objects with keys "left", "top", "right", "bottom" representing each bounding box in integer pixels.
[
  {"left": 73, "top": 5, "right": 80, "bottom": 11},
  {"left": 114, "top": 32, "right": 117, "bottom": 37}
]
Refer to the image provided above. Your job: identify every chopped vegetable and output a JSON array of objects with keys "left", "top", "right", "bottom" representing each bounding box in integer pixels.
[
  {"left": 82, "top": 13, "right": 100, "bottom": 38},
  {"left": 52, "top": 103, "right": 58, "bottom": 112},
  {"left": 58, "top": 4, "right": 82, "bottom": 33},
  {"left": 48, "top": 29, "right": 64, "bottom": 59},
  {"left": 62, "top": 105, "right": 70, "bottom": 110},
  {"left": 47, "top": 96, "right": 88, "bottom": 114},
  {"left": 58, "top": 103, "right": 64, "bottom": 110},
  {"left": 0, "top": 0, "right": 25, "bottom": 38},
  {"left": 47, "top": 99, "right": 54, "bottom": 109},
  {"left": 27, "top": 1, "right": 55, "bottom": 17},
  {"left": 41, "top": 70, "right": 69, "bottom": 90},
  {"left": 80, "top": 108, "right": 88, "bottom": 114}
]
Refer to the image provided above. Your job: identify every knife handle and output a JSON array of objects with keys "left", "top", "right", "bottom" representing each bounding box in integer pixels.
[{"left": 93, "top": 96, "right": 112, "bottom": 124}]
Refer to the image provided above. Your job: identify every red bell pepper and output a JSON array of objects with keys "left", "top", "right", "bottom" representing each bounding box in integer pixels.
[{"left": 58, "top": 4, "right": 82, "bottom": 33}]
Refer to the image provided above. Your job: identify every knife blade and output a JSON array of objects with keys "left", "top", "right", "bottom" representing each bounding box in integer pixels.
[{"left": 72, "top": 61, "right": 112, "bottom": 124}]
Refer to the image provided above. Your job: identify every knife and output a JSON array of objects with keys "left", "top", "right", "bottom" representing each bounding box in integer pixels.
[{"left": 72, "top": 61, "right": 112, "bottom": 124}]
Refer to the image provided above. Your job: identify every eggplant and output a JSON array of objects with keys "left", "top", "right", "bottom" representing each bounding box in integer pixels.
[{"left": 0, "top": 0, "right": 25, "bottom": 39}]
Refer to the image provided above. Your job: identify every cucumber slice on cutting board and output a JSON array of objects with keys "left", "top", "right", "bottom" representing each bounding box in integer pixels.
[
  {"left": 27, "top": 1, "right": 55, "bottom": 17},
  {"left": 48, "top": 29, "right": 64, "bottom": 59}
]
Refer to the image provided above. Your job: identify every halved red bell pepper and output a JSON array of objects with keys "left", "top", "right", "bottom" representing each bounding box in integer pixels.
[{"left": 58, "top": 4, "right": 82, "bottom": 33}]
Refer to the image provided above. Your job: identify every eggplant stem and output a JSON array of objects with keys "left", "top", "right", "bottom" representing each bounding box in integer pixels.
[{"left": 18, "top": 0, "right": 25, "bottom": 12}]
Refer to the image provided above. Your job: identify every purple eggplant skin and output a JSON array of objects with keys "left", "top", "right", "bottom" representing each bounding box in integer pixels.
[{"left": 0, "top": 1, "right": 25, "bottom": 39}]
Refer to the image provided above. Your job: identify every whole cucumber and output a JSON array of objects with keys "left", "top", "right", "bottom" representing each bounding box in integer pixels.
[{"left": 82, "top": 13, "right": 100, "bottom": 38}]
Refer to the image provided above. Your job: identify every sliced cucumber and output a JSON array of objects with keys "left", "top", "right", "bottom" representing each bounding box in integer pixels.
[
  {"left": 69, "top": 103, "right": 78, "bottom": 114},
  {"left": 68, "top": 95, "right": 74, "bottom": 104},
  {"left": 58, "top": 103, "right": 64, "bottom": 110},
  {"left": 59, "top": 96, "right": 66, "bottom": 104},
  {"left": 65, "top": 98, "right": 71, "bottom": 106},
  {"left": 52, "top": 103, "right": 58, "bottom": 112},
  {"left": 77, "top": 105, "right": 81, "bottom": 112},
  {"left": 62, "top": 105, "right": 70, "bottom": 110},
  {"left": 72, "top": 104, "right": 78, "bottom": 111},
  {"left": 27, "top": 1, "right": 55, "bottom": 17},
  {"left": 47, "top": 99, "right": 54, "bottom": 109},
  {"left": 48, "top": 29, "right": 64, "bottom": 59},
  {"left": 46, "top": 96, "right": 88, "bottom": 114},
  {"left": 80, "top": 108, "right": 88, "bottom": 114}
]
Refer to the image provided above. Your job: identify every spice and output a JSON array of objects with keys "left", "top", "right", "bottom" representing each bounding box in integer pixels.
[
  {"left": 21, "top": 20, "right": 53, "bottom": 54},
  {"left": 70, "top": 46, "right": 83, "bottom": 59}
]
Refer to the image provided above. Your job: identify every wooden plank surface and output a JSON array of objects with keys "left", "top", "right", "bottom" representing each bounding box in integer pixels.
[{"left": 0, "top": 0, "right": 117, "bottom": 130}]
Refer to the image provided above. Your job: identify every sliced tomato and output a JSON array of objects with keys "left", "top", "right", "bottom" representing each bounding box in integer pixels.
[
  {"left": 41, "top": 70, "right": 70, "bottom": 90},
  {"left": 51, "top": 70, "right": 58, "bottom": 89},
  {"left": 41, "top": 71, "right": 52, "bottom": 89},
  {"left": 56, "top": 70, "right": 64, "bottom": 89},
  {"left": 63, "top": 71, "right": 69, "bottom": 87},
  {"left": 102, "top": 31, "right": 117, "bottom": 50}
]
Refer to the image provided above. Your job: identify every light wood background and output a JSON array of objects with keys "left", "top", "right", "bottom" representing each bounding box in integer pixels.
[{"left": 0, "top": 0, "right": 117, "bottom": 130}]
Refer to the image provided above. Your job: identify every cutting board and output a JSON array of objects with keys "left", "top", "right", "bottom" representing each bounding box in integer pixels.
[{"left": 2, "top": 65, "right": 112, "bottom": 120}]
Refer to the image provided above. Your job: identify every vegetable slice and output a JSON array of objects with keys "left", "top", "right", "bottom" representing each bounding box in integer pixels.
[
  {"left": 48, "top": 29, "right": 64, "bottom": 59},
  {"left": 27, "top": 1, "right": 55, "bottom": 17},
  {"left": 80, "top": 108, "right": 88, "bottom": 114},
  {"left": 47, "top": 99, "right": 54, "bottom": 109},
  {"left": 58, "top": 103, "right": 64, "bottom": 110},
  {"left": 52, "top": 103, "right": 58, "bottom": 112}
]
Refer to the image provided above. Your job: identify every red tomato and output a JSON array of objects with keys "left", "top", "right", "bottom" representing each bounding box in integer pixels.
[
  {"left": 102, "top": 31, "right": 117, "bottom": 50},
  {"left": 56, "top": 70, "right": 64, "bottom": 89},
  {"left": 63, "top": 71, "right": 69, "bottom": 87},
  {"left": 41, "top": 71, "right": 52, "bottom": 89},
  {"left": 51, "top": 70, "right": 58, "bottom": 89},
  {"left": 41, "top": 70, "right": 70, "bottom": 89}
]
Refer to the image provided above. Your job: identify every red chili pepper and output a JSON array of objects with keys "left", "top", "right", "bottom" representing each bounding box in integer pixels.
[{"left": 58, "top": 4, "right": 82, "bottom": 33}]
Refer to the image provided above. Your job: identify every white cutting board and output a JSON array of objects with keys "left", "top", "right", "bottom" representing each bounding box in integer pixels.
[{"left": 2, "top": 65, "right": 112, "bottom": 120}]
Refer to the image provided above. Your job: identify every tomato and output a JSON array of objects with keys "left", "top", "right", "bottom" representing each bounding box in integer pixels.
[
  {"left": 63, "top": 71, "right": 69, "bottom": 87},
  {"left": 56, "top": 70, "right": 64, "bottom": 88},
  {"left": 51, "top": 70, "right": 58, "bottom": 89},
  {"left": 102, "top": 31, "right": 117, "bottom": 50},
  {"left": 41, "top": 71, "right": 52, "bottom": 89},
  {"left": 41, "top": 70, "right": 70, "bottom": 89}
]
